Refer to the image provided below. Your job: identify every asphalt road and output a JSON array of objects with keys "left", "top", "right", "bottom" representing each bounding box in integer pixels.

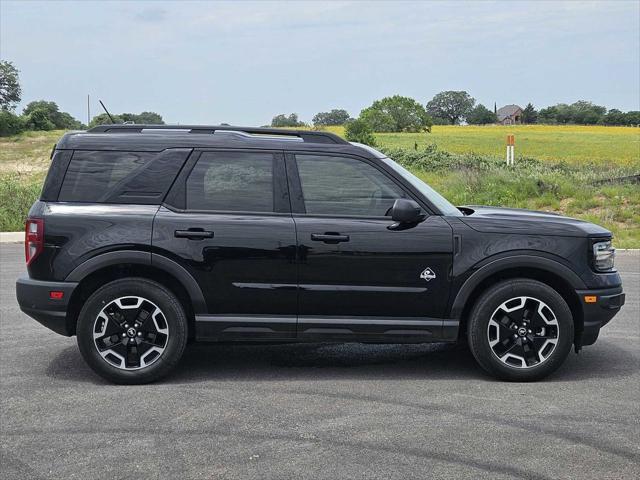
[{"left": 1, "top": 243, "right": 638, "bottom": 479}]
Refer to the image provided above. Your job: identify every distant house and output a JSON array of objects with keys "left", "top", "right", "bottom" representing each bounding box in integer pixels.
[{"left": 496, "top": 104, "right": 523, "bottom": 125}]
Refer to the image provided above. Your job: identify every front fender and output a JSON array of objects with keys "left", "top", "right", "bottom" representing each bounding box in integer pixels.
[{"left": 449, "top": 253, "right": 587, "bottom": 319}]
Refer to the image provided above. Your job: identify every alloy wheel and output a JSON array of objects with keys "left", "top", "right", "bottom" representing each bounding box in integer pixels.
[
  {"left": 487, "top": 296, "right": 559, "bottom": 368},
  {"left": 93, "top": 296, "right": 169, "bottom": 370}
]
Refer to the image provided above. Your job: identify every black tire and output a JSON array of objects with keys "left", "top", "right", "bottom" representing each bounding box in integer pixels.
[
  {"left": 467, "top": 279, "right": 574, "bottom": 381},
  {"left": 77, "top": 278, "right": 187, "bottom": 384}
]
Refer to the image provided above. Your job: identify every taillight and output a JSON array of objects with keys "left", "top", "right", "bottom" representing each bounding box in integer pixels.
[{"left": 25, "top": 218, "right": 44, "bottom": 266}]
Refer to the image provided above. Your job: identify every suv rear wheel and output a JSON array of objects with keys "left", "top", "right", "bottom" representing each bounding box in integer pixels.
[
  {"left": 467, "top": 279, "right": 574, "bottom": 381},
  {"left": 77, "top": 278, "right": 187, "bottom": 384}
]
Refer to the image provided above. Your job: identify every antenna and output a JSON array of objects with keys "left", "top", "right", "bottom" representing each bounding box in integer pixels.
[{"left": 99, "top": 100, "right": 115, "bottom": 124}]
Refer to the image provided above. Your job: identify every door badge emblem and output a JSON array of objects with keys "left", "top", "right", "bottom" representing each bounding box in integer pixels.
[{"left": 420, "top": 267, "right": 436, "bottom": 282}]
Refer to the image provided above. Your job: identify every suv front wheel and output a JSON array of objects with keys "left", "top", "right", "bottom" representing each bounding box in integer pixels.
[
  {"left": 77, "top": 278, "right": 187, "bottom": 384},
  {"left": 467, "top": 279, "right": 574, "bottom": 381}
]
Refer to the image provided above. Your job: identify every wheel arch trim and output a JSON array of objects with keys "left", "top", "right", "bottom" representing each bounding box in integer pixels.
[
  {"left": 65, "top": 250, "right": 207, "bottom": 313},
  {"left": 450, "top": 254, "right": 586, "bottom": 319}
]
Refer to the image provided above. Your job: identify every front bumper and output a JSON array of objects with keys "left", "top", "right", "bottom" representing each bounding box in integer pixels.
[
  {"left": 575, "top": 286, "right": 625, "bottom": 346},
  {"left": 16, "top": 276, "right": 78, "bottom": 336}
]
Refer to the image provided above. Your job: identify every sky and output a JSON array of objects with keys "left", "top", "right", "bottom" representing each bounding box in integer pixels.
[{"left": 1, "top": 0, "right": 639, "bottom": 125}]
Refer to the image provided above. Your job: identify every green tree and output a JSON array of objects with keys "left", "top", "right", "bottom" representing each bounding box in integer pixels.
[
  {"left": 312, "top": 109, "right": 351, "bottom": 126},
  {"left": 121, "top": 111, "right": 164, "bottom": 124},
  {"left": 0, "top": 109, "right": 26, "bottom": 136},
  {"left": 24, "top": 109, "right": 55, "bottom": 130},
  {"left": 538, "top": 105, "right": 558, "bottom": 124},
  {"left": 120, "top": 113, "right": 135, "bottom": 123},
  {"left": 538, "top": 101, "right": 606, "bottom": 125},
  {"left": 23, "top": 100, "right": 57, "bottom": 117},
  {"left": 623, "top": 111, "right": 640, "bottom": 126},
  {"left": 603, "top": 109, "right": 624, "bottom": 125},
  {"left": 90, "top": 111, "right": 163, "bottom": 127},
  {"left": 56, "top": 112, "right": 84, "bottom": 129},
  {"left": 570, "top": 100, "right": 606, "bottom": 125},
  {"left": 344, "top": 119, "right": 376, "bottom": 146},
  {"left": 554, "top": 104, "right": 573, "bottom": 124},
  {"left": 23, "top": 100, "right": 83, "bottom": 129},
  {"left": 466, "top": 104, "right": 497, "bottom": 125},
  {"left": 89, "top": 113, "right": 124, "bottom": 127},
  {"left": 0, "top": 60, "right": 21, "bottom": 111},
  {"left": 431, "top": 116, "right": 449, "bottom": 125},
  {"left": 360, "top": 95, "right": 432, "bottom": 132},
  {"left": 521, "top": 103, "right": 538, "bottom": 124},
  {"left": 426, "top": 91, "right": 475, "bottom": 125},
  {"left": 271, "top": 113, "right": 304, "bottom": 127},
  {"left": 136, "top": 111, "right": 164, "bottom": 124}
]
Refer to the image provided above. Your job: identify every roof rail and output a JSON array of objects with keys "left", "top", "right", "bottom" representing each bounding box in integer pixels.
[{"left": 86, "top": 124, "right": 349, "bottom": 144}]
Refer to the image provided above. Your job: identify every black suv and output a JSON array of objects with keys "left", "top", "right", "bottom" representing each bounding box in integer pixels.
[{"left": 16, "top": 125, "right": 625, "bottom": 383}]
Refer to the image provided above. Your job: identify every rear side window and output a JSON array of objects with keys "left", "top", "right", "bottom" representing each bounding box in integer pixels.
[
  {"left": 186, "top": 151, "right": 274, "bottom": 212},
  {"left": 59, "top": 151, "right": 154, "bottom": 202}
]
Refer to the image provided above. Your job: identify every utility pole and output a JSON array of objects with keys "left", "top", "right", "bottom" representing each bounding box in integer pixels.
[{"left": 87, "top": 95, "right": 90, "bottom": 126}]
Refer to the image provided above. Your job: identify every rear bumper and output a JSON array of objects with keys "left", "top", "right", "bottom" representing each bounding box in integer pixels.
[
  {"left": 575, "top": 286, "right": 625, "bottom": 346},
  {"left": 16, "top": 276, "right": 78, "bottom": 336}
]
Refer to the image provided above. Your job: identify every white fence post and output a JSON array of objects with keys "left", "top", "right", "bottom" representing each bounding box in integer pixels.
[{"left": 506, "top": 134, "right": 515, "bottom": 165}]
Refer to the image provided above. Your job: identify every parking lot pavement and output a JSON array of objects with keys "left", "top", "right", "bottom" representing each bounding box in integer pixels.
[{"left": 0, "top": 243, "right": 638, "bottom": 480}]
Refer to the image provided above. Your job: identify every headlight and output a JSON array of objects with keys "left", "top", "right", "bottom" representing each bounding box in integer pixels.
[{"left": 592, "top": 240, "right": 615, "bottom": 272}]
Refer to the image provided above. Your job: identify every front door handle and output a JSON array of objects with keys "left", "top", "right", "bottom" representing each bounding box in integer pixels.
[
  {"left": 311, "top": 233, "right": 350, "bottom": 244},
  {"left": 175, "top": 229, "right": 214, "bottom": 240}
]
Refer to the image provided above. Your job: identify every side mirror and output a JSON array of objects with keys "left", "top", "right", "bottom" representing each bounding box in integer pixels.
[{"left": 389, "top": 199, "right": 424, "bottom": 230}]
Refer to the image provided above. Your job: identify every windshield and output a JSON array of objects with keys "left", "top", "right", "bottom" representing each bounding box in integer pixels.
[{"left": 380, "top": 157, "right": 463, "bottom": 217}]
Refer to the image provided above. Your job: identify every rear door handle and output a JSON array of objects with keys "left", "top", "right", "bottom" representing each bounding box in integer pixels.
[
  {"left": 175, "top": 229, "right": 214, "bottom": 240},
  {"left": 311, "top": 233, "right": 350, "bottom": 244}
]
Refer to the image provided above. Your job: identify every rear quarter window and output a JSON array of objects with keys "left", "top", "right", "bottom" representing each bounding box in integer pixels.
[{"left": 59, "top": 151, "right": 155, "bottom": 202}]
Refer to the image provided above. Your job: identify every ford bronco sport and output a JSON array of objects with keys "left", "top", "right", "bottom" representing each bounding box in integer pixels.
[{"left": 16, "top": 125, "right": 625, "bottom": 383}]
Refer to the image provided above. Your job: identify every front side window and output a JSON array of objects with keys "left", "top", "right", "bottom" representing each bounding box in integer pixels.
[
  {"left": 186, "top": 151, "right": 274, "bottom": 212},
  {"left": 379, "top": 157, "right": 462, "bottom": 216},
  {"left": 59, "top": 151, "right": 154, "bottom": 202},
  {"left": 296, "top": 154, "right": 408, "bottom": 216}
]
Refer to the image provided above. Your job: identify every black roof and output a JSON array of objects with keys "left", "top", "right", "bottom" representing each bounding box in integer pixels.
[{"left": 56, "top": 125, "right": 369, "bottom": 156}]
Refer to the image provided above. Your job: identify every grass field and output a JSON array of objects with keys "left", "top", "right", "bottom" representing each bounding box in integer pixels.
[
  {"left": 0, "top": 131, "right": 56, "bottom": 234},
  {"left": 323, "top": 124, "right": 640, "bottom": 167},
  {"left": 1, "top": 127, "right": 639, "bottom": 247},
  {"left": 0, "top": 130, "right": 58, "bottom": 176}
]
